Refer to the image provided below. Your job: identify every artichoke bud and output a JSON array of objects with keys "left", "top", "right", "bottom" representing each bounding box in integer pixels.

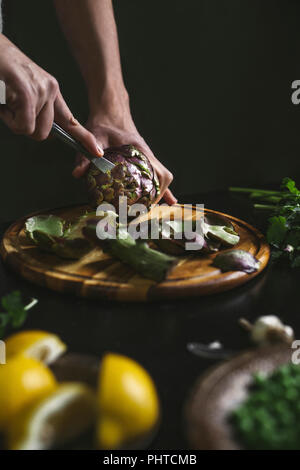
[{"left": 86, "top": 145, "right": 160, "bottom": 212}]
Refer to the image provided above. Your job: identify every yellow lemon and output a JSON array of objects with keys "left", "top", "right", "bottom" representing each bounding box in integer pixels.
[
  {"left": 0, "top": 356, "right": 57, "bottom": 430},
  {"left": 5, "top": 330, "right": 66, "bottom": 364},
  {"left": 97, "top": 353, "right": 159, "bottom": 449},
  {"left": 5, "top": 383, "right": 97, "bottom": 450}
]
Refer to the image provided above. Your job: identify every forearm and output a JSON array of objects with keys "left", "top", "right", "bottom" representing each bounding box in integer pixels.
[
  {"left": 54, "top": 0, "right": 176, "bottom": 203},
  {"left": 54, "top": 0, "right": 129, "bottom": 119}
]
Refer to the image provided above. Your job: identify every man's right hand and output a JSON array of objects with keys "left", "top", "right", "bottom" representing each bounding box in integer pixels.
[{"left": 0, "top": 34, "right": 103, "bottom": 159}]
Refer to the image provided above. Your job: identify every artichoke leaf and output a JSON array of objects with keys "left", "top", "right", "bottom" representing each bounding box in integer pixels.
[
  {"left": 203, "top": 222, "right": 240, "bottom": 246},
  {"left": 25, "top": 215, "right": 65, "bottom": 240},
  {"left": 83, "top": 220, "right": 178, "bottom": 282},
  {"left": 25, "top": 213, "right": 95, "bottom": 259}
]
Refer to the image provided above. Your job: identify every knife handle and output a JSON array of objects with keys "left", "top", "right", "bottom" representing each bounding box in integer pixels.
[{"left": 51, "top": 122, "right": 95, "bottom": 163}]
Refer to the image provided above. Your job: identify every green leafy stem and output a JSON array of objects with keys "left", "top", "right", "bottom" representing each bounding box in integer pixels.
[
  {"left": 230, "top": 177, "right": 300, "bottom": 267},
  {"left": 0, "top": 291, "right": 38, "bottom": 339}
]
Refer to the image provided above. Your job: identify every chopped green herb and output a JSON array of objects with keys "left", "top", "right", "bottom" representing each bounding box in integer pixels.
[
  {"left": 230, "top": 363, "right": 300, "bottom": 449},
  {"left": 0, "top": 291, "right": 38, "bottom": 338}
]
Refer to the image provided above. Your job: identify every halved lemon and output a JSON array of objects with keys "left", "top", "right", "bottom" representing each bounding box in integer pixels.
[
  {"left": 5, "top": 383, "right": 97, "bottom": 450},
  {"left": 0, "top": 356, "right": 57, "bottom": 430},
  {"left": 97, "top": 353, "right": 159, "bottom": 449},
  {"left": 5, "top": 330, "right": 67, "bottom": 364}
]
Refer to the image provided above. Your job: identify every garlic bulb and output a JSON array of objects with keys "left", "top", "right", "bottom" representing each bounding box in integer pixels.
[{"left": 240, "top": 315, "right": 294, "bottom": 346}]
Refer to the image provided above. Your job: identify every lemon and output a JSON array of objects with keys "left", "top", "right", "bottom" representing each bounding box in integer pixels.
[
  {"left": 0, "top": 356, "right": 57, "bottom": 430},
  {"left": 5, "top": 383, "right": 97, "bottom": 450},
  {"left": 5, "top": 330, "right": 67, "bottom": 365},
  {"left": 97, "top": 353, "right": 159, "bottom": 449}
]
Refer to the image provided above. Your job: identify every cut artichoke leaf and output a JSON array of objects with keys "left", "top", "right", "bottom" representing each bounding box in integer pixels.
[
  {"left": 203, "top": 222, "right": 240, "bottom": 246},
  {"left": 25, "top": 213, "right": 94, "bottom": 259},
  {"left": 28, "top": 230, "right": 56, "bottom": 251},
  {"left": 83, "top": 221, "right": 178, "bottom": 283},
  {"left": 25, "top": 215, "right": 65, "bottom": 240},
  {"left": 130, "top": 218, "right": 209, "bottom": 255},
  {"left": 212, "top": 249, "right": 260, "bottom": 273},
  {"left": 63, "top": 212, "right": 96, "bottom": 240},
  {"left": 159, "top": 219, "right": 211, "bottom": 253}
]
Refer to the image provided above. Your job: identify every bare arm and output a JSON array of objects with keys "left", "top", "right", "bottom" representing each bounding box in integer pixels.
[
  {"left": 54, "top": 0, "right": 176, "bottom": 204},
  {"left": 54, "top": 0, "right": 126, "bottom": 118}
]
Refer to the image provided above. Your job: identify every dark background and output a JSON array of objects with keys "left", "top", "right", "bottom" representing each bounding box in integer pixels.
[{"left": 1, "top": 0, "right": 300, "bottom": 223}]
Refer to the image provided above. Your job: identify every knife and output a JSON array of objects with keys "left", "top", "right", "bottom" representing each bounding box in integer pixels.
[{"left": 51, "top": 122, "right": 115, "bottom": 174}]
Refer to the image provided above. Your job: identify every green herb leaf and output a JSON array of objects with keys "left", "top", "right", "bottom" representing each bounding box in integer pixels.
[
  {"left": 281, "top": 177, "right": 300, "bottom": 195},
  {"left": 230, "top": 177, "right": 300, "bottom": 267},
  {"left": 0, "top": 291, "right": 38, "bottom": 339},
  {"left": 25, "top": 215, "right": 65, "bottom": 238},
  {"left": 267, "top": 216, "right": 288, "bottom": 246},
  {"left": 1, "top": 291, "right": 24, "bottom": 316}
]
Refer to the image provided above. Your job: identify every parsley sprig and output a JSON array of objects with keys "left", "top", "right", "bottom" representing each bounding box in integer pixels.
[
  {"left": 230, "top": 177, "right": 300, "bottom": 267},
  {"left": 0, "top": 291, "right": 38, "bottom": 338}
]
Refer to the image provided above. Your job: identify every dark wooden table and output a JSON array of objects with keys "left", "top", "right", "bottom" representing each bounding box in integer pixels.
[{"left": 0, "top": 190, "right": 298, "bottom": 449}]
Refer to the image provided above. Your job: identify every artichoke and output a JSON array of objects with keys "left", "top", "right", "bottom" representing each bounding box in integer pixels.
[
  {"left": 212, "top": 249, "right": 260, "bottom": 274},
  {"left": 86, "top": 145, "right": 160, "bottom": 211}
]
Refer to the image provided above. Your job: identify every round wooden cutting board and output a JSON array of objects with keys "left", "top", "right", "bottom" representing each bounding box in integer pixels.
[{"left": 0, "top": 204, "right": 270, "bottom": 302}]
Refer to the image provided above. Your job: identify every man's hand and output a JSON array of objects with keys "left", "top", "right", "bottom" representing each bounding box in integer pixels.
[
  {"left": 0, "top": 34, "right": 103, "bottom": 158},
  {"left": 73, "top": 113, "right": 177, "bottom": 205}
]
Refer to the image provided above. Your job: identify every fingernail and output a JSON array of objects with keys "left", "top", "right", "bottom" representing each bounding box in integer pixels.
[{"left": 97, "top": 144, "right": 104, "bottom": 156}]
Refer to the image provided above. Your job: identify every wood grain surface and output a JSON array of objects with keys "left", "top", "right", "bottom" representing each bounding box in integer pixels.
[
  {"left": 0, "top": 204, "right": 270, "bottom": 302},
  {"left": 185, "top": 345, "right": 291, "bottom": 450}
]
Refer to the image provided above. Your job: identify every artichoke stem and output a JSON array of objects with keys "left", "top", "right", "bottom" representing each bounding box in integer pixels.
[
  {"left": 104, "top": 237, "right": 177, "bottom": 283},
  {"left": 229, "top": 187, "right": 281, "bottom": 196},
  {"left": 253, "top": 203, "right": 277, "bottom": 211}
]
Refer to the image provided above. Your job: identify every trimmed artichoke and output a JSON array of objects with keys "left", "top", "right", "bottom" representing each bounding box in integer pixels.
[
  {"left": 86, "top": 145, "right": 160, "bottom": 211},
  {"left": 212, "top": 249, "right": 260, "bottom": 274}
]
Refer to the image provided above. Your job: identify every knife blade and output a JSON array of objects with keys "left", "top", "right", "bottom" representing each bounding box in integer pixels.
[{"left": 51, "top": 122, "right": 115, "bottom": 174}]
